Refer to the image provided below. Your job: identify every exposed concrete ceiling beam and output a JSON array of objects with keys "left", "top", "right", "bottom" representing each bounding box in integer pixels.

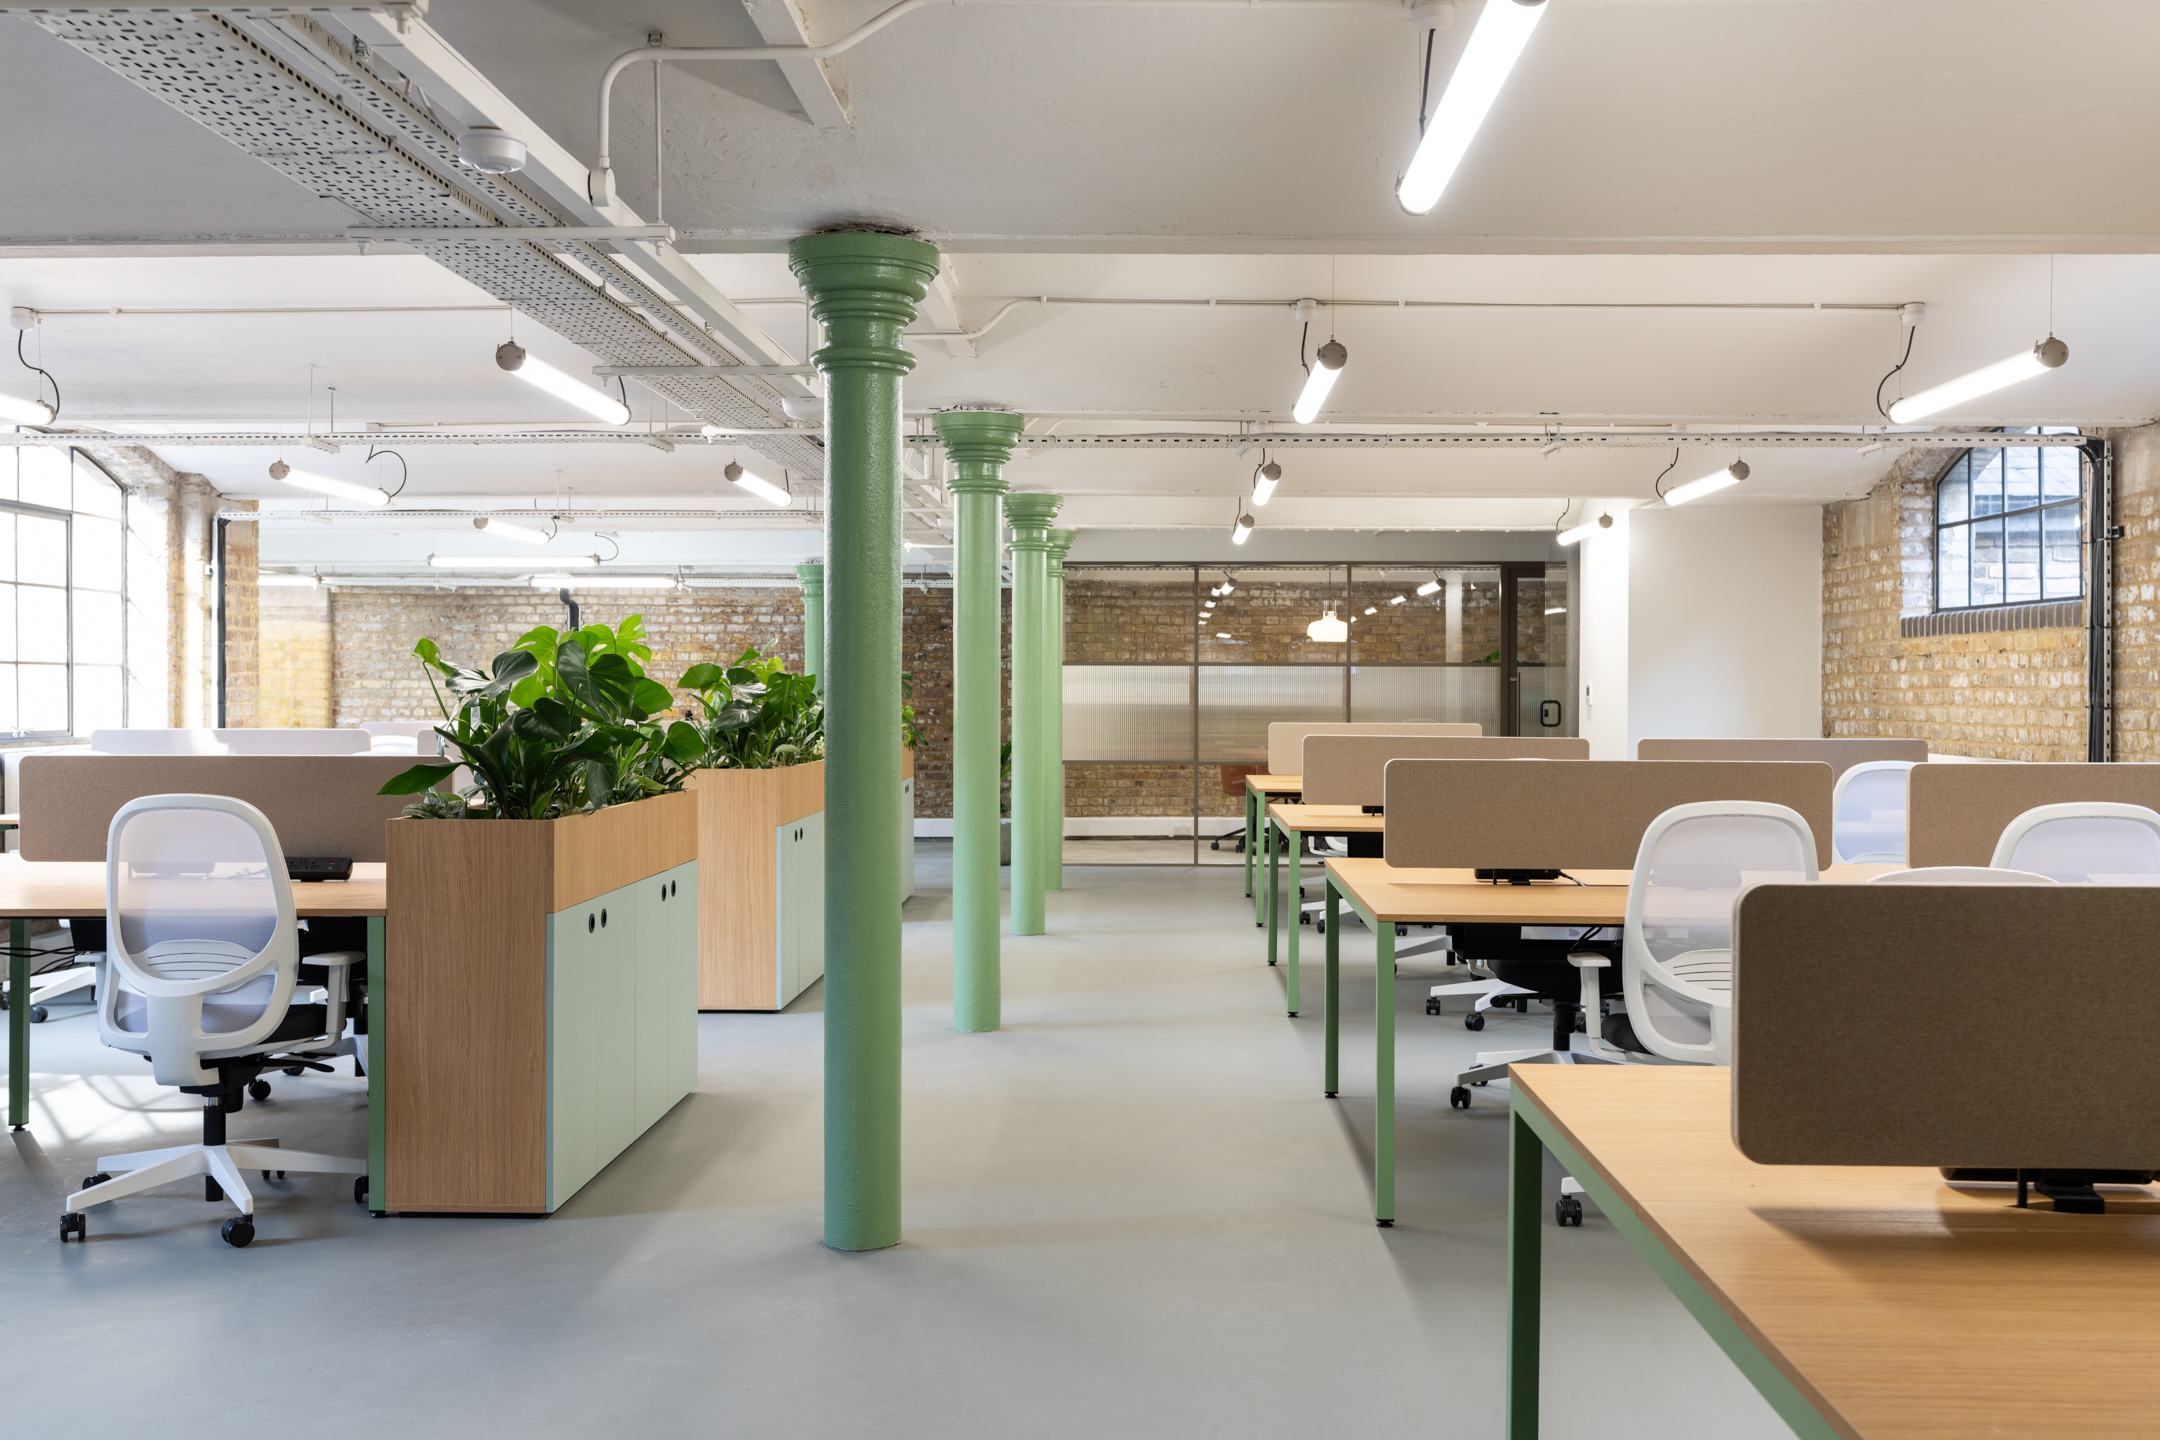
[{"left": 740, "top": 0, "right": 852, "bottom": 129}]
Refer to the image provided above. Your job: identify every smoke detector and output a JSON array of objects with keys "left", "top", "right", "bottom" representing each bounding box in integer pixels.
[{"left": 457, "top": 127, "right": 528, "bottom": 174}]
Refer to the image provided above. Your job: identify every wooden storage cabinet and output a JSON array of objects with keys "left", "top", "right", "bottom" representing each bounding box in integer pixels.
[
  {"left": 690, "top": 762, "right": 824, "bottom": 1011},
  {"left": 547, "top": 860, "right": 697, "bottom": 1210}
]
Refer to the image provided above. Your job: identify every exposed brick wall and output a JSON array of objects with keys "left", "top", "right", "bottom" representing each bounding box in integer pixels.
[
  {"left": 1822, "top": 445, "right": 2088, "bottom": 762},
  {"left": 2107, "top": 423, "right": 2160, "bottom": 760},
  {"left": 259, "top": 583, "right": 332, "bottom": 728},
  {"left": 222, "top": 513, "right": 259, "bottom": 727},
  {"left": 1065, "top": 763, "right": 1195, "bottom": 817}
]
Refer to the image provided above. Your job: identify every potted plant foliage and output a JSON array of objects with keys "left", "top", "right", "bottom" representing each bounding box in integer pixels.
[{"left": 370, "top": 616, "right": 701, "bottom": 1217}]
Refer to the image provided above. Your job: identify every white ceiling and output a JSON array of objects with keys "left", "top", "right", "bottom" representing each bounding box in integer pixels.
[{"left": 2, "top": 0, "right": 2156, "bottom": 570}]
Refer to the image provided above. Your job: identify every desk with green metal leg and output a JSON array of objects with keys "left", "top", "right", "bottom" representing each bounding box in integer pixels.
[
  {"left": 1264, "top": 803, "right": 1383, "bottom": 1018},
  {"left": 1245, "top": 775, "right": 1301, "bottom": 921},
  {"left": 1318, "top": 858, "right": 1629, "bottom": 1226}
]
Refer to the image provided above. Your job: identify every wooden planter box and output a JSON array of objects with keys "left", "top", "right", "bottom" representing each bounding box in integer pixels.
[
  {"left": 689, "top": 761, "right": 825, "bottom": 1011},
  {"left": 384, "top": 789, "right": 699, "bottom": 1214}
]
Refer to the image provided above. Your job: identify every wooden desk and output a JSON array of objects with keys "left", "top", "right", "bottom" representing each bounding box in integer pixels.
[
  {"left": 1319, "top": 857, "right": 1895, "bottom": 1225},
  {"left": 0, "top": 856, "right": 390, "bottom": 1209},
  {"left": 1263, "top": 802, "right": 1386, "bottom": 1010},
  {"left": 1244, "top": 774, "right": 1302, "bottom": 916},
  {"left": 1507, "top": 1065, "right": 2160, "bottom": 1439}
]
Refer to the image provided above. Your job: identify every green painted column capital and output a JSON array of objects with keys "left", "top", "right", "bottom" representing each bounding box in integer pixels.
[
  {"left": 1004, "top": 492, "right": 1063, "bottom": 547},
  {"left": 795, "top": 560, "right": 825, "bottom": 596},
  {"left": 933, "top": 408, "right": 1025, "bottom": 492},
  {"left": 788, "top": 231, "right": 941, "bottom": 375},
  {"left": 1046, "top": 527, "right": 1077, "bottom": 578}
]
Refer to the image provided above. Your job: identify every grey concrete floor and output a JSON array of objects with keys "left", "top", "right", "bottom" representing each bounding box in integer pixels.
[{"left": 0, "top": 850, "right": 1789, "bottom": 1440}]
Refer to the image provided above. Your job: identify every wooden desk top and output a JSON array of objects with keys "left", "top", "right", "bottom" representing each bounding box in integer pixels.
[
  {"left": 1516, "top": 1065, "right": 2160, "bottom": 1439},
  {"left": 1247, "top": 774, "right": 1303, "bottom": 795},
  {"left": 1268, "top": 802, "right": 1385, "bottom": 834},
  {"left": 0, "top": 854, "right": 388, "bottom": 917},
  {"left": 1323, "top": 857, "right": 1896, "bottom": 924}
]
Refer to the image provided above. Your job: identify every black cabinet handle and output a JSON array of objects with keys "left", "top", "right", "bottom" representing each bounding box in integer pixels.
[
  {"left": 587, "top": 914, "right": 595, "bottom": 933},
  {"left": 600, "top": 908, "right": 608, "bottom": 927}
]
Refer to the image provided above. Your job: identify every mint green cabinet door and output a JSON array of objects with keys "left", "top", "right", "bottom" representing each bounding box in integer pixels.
[
  {"left": 635, "top": 861, "right": 697, "bottom": 1131},
  {"left": 547, "top": 904, "right": 601, "bottom": 1211},
  {"left": 595, "top": 891, "right": 637, "bottom": 1167},
  {"left": 798, "top": 811, "right": 826, "bottom": 990},
  {"left": 775, "top": 820, "right": 801, "bottom": 1008}
]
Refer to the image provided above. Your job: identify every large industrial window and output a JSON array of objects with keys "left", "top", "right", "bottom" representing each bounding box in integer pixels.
[
  {"left": 1935, "top": 431, "right": 2083, "bottom": 610},
  {"left": 0, "top": 446, "right": 127, "bottom": 738}
]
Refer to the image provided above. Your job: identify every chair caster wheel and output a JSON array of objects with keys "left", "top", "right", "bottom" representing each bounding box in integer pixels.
[
  {"left": 28, "top": 1005, "right": 47, "bottom": 1023},
  {"left": 1299, "top": 913, "right": 1310, "bottom": 926},
  {"left": 1425, "top": 999, "right": 1442, "bottom": 1016},
  {"left": 354, "top": 1176, "right": 370, "bottom": 1206},
  {"left": 1473, "top": 1080, "right": 1489, "bottom": 1087},
  {"left": 1396, "top": 925, "right": 1408, "bottom": 937},
  {"left": 1555, "top": 1196, "right": 1584, "bottom": 1227},
  {"left": 1450, "top": 1086, "right": 1471, "bottom": 1110},
  {"left": 283, "top": 1065, "right": 304, "bottom": 1076},
  {"left": 221, "top": 1217, "right": 256, "bottom": 1248},
  {"left": 1465, "top": 1011, "right": 1485, "bottom": 1032},
  {"left": 261, "top": 1170, "right": 287, "bottom": 1182},
  {"left": 59, "top": 1210, "right": 86, "bottom": 1242},
  {"left": 247, "top": 1079, "right": 271, "bottom": 1102},
  {"left": 81, "top": 1172, "right": 111, "bottom": 1191},
  {"left": 1315, "top": 921, "right": 1326, "bottom": 935},
  {"left": 1210, "top": 841, "right": 1221, "bottom": 851}
]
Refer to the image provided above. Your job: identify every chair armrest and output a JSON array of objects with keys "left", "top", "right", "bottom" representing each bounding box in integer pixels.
[
  {"left": 1565, "top": 951, "right": 1610, "bottom": 968},
  {"left": 303, "top": 950, "right": 367, "bottom": 969}
]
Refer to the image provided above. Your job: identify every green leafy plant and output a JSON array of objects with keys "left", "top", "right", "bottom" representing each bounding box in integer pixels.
[
  {"left": 378, "top": 616, "right": 702, "bottom": 819},
  {"left": 678, "top": 645, "right": 825, "bottom": 769},
  {"left": 999, "top": 738, "right": 1013, "bottom": 818},
  {"left": 900, "top": 671, "right": 926, "bottom": 750}
]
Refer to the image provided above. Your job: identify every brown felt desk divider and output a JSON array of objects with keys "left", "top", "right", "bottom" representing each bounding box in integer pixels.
[
  {"left": 1265, "top": 721, "right": 1479, "bottom": 776},
  {"left": 18, "top": 754, "right": 419, "bottom": 861},
  {"left": 1381, "top": 759, "right": 1834, "bottom": 869},
  {"left": 1732, "top": 883, "right": 2160, "bottom": 1169},
  {"left": 1908, "top": 762, "right": 2160, "bottom": 868},
  {"left": 1635, "top": 736, "right": 1928, "bottom": 783},
  {"left": 1301, "top": 734, "right": 1586, "bottom": 807}
]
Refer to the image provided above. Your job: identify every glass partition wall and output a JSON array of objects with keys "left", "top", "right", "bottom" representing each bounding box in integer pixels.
[{"left": 1064, "top": 560, "right": 1575, "bottom": 865}]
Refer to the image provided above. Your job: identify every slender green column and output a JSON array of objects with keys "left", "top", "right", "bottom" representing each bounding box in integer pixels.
[
  {"left": 789, "top": 230, "right": 939, "bottom": 1253},
  {"left": 796, "top": 561, "right": 825, "bottom": 693},
  {"left": 1044, "top": 528, "right": 1075, "bottom": 891},
  {"left": 930, "top": 408, "right": 1024, "bottom": 1031},
  {"left": 1004, "top": 492, "right": 1062, "bottom": 935}
]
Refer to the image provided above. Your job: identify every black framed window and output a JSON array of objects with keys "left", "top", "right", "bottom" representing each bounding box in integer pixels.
[{"left": 1935, "top": 430, "right": 2083, "bottom": 610}]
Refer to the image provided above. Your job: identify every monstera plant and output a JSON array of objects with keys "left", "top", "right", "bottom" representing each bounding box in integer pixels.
[
  {"left": 380, "top": 615, "right": 704, "bottom": 819},
  {"left": 677, "top": 645, "right": 824, "bottom": 770}
]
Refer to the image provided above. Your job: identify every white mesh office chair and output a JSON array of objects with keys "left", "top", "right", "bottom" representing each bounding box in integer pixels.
[
  {"left": 59, "top": 794, "right": 367, "bottom": 1248},
  {"left": 1868, "top": 866, "right": 2057, "bottom": 885},
  {"left": 1989, "top": 803, "right": 2160, "bottom": 883},
  {"left": 1612, "top": 801, "right": 1820, "bottom": 1068},
  {"left": 1831, "top": 761, "right": 1915, "bottom": 864}
]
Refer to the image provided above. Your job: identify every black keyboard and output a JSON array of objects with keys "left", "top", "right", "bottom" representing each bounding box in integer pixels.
[{"left": 288, "top": 856, "right": 354, "bottom": 883}]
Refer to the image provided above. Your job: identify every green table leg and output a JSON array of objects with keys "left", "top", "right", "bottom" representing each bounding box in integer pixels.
[
  {"left": 366, "top": 914, "right": 385, "bottom": 1213},
  {"left": 8, "top": 917, "right": 26, "bottom": 1130},
  {"left": 1375, "top": 917, "right": 1396, "bottom": 1226},
  {"left": 1252, "top": 789, "right": 1266, "bottom": 924},
  {"left": 1243, "top": 785, "right": 1254, "bottom": 900},
  {"left": 1266, "top": 814, "right": 1279, "bottom": 964},
  {"left": 1508, "top": 1105, "right": 1544, "bottom": 1438},
  {"left": 1324, "top": 877, "right": 1340, "bottom": 1097},
  {"left": 1285, "top": 829, "right": 1302, "bottom": 1015}
]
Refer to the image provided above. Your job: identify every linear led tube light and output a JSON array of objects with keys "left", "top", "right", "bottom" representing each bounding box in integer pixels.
[
  {"left": 474, "top": 516, "right": 552, "bottom": 544},
  {"left": 1388, "top": 594, "right": 1407, "bottom": 605},
  {"left": 530, "top": 573, "right": 678, "bottom": 590},
  {"left": 495, "top": 341, "right": 630, "bottom": 425},
  {"left": 725, "top": 460, "right": 792, "bottom": 508},
  {"left": 1398, "top": 0, "right": 1549, "bottom": 215},
  {"left": 1666, "top": 460, "right": 1750, "bottom": 507},
  {"left": 1215, "top": 632, "right": 1232, "bottom": 640},
  {"left": 431, "top": 554, "right": 598, "bottom": 569},
  {"left": 269, "top": 460, "right": 389, "bottom": 507},
  {"left": 1416, "top": 578, "right": 1442, "bottom": 596},
  {"left": 0, "top": 392, "right": 55, "bottom": 426},
  {"left": 1292, "top": 340, "right": 1348, "bottom": 425},
  {"left": 1557, "top": 513, "right": 1613, "bottom": 546},
  {"left": 1252, "top": 459, "right": 1281, "bottom": 506},
  {"left": 1886, "top": 337, "right": 2069, "bottom": 423},
  {"left": 1231, "top": 512, "right": 1254, "bottom": 545}
]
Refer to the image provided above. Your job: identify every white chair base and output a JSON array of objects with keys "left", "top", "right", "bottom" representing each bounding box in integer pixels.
[
  {"left": 66, "top": 1137, "right": 366, "bottom": 1219},
  {"left": 1456, "top": 1044, "right": 1627, "bottom": 1088},
  {"left": 10, "top": 961, "right": 97, "bottom": 1020},
  {"left": 1427, "top": 977, "right": 1536, "bottom": 1015}
]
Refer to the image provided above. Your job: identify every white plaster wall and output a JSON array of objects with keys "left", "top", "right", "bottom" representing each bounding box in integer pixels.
[
  {"left": 1626, "top": 505, "right": 1824, "bottom": 752},
  {"left": 1576, "top": 505, "right": 1632, "bottom": 760}
]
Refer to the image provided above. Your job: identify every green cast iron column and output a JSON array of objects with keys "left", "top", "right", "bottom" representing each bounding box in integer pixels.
[
  {"left": 796, "top": 561, "right": 825, "bottom": 693},
  {"left": 1003, "top": 492, "right": 1063, "bottom": 935},
  {"left": 930, "top": 408, "right": 1025, "bottom": 1031},
  {"left": 789, "top": 230, "right": 939, "bottom": 1253},
  {"left": 1044, "top": 528, "right": 1076, "bottom": 891}
]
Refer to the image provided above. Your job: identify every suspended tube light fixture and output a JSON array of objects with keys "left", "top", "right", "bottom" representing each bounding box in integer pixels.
[
  {"left": 1231, "top": 509, "right": 1255, "bottom": 545},
  {"left": 495, "top": 341, "right": 631, "bottom": 425},
  {"left": 1557, "top": 512, "right": 1613, "bottom": 546},
  {"left": 1666, "top": 460, "right": 1750, "bottom": 506},
  {"left": 269, "top": 460, "right": 390, "bottom": 507},
  {"left": 1398, "top": 0, "right": 1549, "bottom": 216},
  {"left": 474, "top": 516, "right": 553, "bottom": 544},
  {"left": 725, "top": 460, "right": 793, "bottom": 508},
  {"left": 1251, "top": 455, "right": 1282, "bottom": 506},
  {"left": 1887, "top": 337, "right": 2069, "bottom": 423}
]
